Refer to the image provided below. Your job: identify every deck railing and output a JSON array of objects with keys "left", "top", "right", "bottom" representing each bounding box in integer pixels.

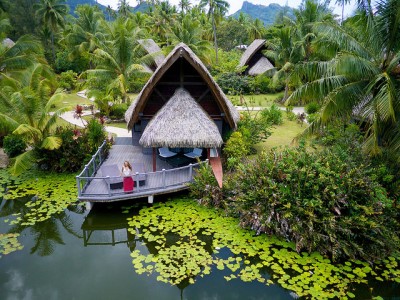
[
  {"left": 76, "top": 140, "right": 108, "bottom": 193},
  {"left": 76, "top": 158, "right": 206, "bottom": 200}
]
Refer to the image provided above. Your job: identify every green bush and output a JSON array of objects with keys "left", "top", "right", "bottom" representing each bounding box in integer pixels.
[
  {"left": 306, "top": 113, "right": 318, "bottom": 124},
  {"left": 223, "top": 143, "right": 398, "bottom": 262},
  {"left": 260, "top": 104, "right": 283, "bottom": 125},
  {"left": 237, "top": 111, "right": 272, "bottom": 149},
  {"left": 224, "top": 131, "right": 248, "bottom": 170},
  {"left": 3, "top": 135, "right": 26, "bottom": 158},
  {"left": 54, "top": 50, "right": 89, "bottom": 74},
  {"left": 189, "top": 162, "right": 222, "bottom": 207},
  {"left": 110, "top": 103, "right": 128, "bottom": 120},
  {"left": 216, "top": 72, "right": 254, "bottom": 95},
  {"left": 58, "top": 70, "right": 78, "bottom": 91},
  {"left": 37, "top": 121, "right": 108, "bottom": 173},
  {"left": 305, "top": 102, "right": 320, "bottom": 114}
]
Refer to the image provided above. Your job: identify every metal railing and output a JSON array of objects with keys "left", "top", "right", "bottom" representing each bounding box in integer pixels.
[
  {"left": 76, "top": 154, "right": 207, "bottom": 199},
  {"left": 76, "top": 140, "right": 108, "bottom": 194}
]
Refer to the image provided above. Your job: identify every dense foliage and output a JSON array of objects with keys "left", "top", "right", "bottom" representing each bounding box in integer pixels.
[
  {"left": 37, "top": 118, "right": 109, "bottom": 172},
  {"left": 193, "top": 125, "right": 400, "bottom": 262}
]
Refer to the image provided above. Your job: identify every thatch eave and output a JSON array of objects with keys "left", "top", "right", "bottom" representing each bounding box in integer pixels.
[
  {"left": 239, "top": 39, "right": 266, "bottom": 68},
  {"left": 139, "top": 88, "right": 223, "bottom": 148}
]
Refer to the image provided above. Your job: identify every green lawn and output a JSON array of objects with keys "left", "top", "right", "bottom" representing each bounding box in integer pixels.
[
  {"left": 254, "top": 116, "right": 306, "bottom": 153},
  {"left": 229, "top": 92, "right": 284, "bottom": 107},
  {"left": 52, "top": 92, "right": 93, "bottom": 111}
]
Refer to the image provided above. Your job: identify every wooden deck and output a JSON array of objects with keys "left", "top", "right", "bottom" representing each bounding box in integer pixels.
[{"left": 77, "top": 137, "right": 203, "bottom": 203}]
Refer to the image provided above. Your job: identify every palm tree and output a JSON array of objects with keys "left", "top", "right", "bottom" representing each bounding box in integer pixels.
[
  {"left": 64, "top": 5, "right": 105, "bottom": 69},
  {"left": 87, "top": 17, "right": 145, "bottom": 103},
  {"left": 0, "top": 35, "right": 43, "bottom": 89},
  {"left": 292, "top": 0, "right": 335, "bottom": 61},
  {"left": 335, "top": 0, "right": 351, "bottom": 23},
  {"left": 168, "top": 15, "right": 213, "bottom": 63},
  {"left": 35, "top": 0, "right": 69, "bottom": 62},
  {"left": 265, "top": 26, "right": 303, "bottom": 102},
  {"left": 179, "top": 0, "right": 191, "bottom": 15},
  {"left": 0, "top": 63, "right": 67, "bottom": 174},
  {"left": 118, "top": 0, "right": 130, "bottom": 18},
  {"left": 199, "top": 0, "right": 229, "bottom": 64},
  {"left": 288, "top": 0, "right": 400, "bottom": 157}
]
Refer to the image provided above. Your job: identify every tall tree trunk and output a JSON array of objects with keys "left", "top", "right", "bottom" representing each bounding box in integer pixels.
[
  {"left": 341, "top": 1, "right": 345, "bottom": 24},
  {"left": 283, "top": 76, "right": 289, "bottom": 102},
  {"left": 212, "top": 13, "right": 218, "bottom": 64},
  {"left": 51, "top": 31, "right": 55, "bottom": 63}
]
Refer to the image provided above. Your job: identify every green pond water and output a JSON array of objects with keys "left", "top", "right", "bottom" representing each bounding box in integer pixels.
[{"left": 0, "top": 172, "right": 399, "bottom": 299}]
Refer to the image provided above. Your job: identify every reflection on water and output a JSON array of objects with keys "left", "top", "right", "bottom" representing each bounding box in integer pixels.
[{"left": 1, "top": 196, "right": 399, "bottom": 300}]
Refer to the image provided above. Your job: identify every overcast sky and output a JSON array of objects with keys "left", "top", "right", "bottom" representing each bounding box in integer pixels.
[{"left": 96, "top": 0, "right": 358, "bottom": 18}]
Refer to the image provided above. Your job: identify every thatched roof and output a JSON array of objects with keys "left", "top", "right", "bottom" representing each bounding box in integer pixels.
[
  {"left": 248, "top": 56, "right": 274, "bottom": 75},
  {"left": 125, "top": 43, "right": 239, "bottom": 130},
  {"left": 2, "top": 38, "right": 15, "bottom": 48},
  {"left": 239, "top": 39, "right": 274, "bottom": 75},
  {"left": 138, "top": 39, "right": 165, "bottom": 68},
  {"left": 139, "top": 88, "right": 223, "bottom": 148}
]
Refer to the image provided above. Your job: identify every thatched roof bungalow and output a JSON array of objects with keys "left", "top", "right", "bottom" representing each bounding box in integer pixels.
[
  {"left": 238, "top": 39, "right": 274, "bottom": 76},
  {"left": 138, "top": 39, "right": 165, "bottom": 73},
  {"left": 125, "top": 42, "right": 238, "bottom": 174},
  {"left": 125, "top": 42, "right": 239, "bottom": 133},
  {"left": 1, "top": 38, "right": 15, "bottom": 48}
]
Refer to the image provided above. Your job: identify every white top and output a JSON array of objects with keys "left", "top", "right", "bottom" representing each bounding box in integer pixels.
[{"left": 122, "top": 166, "right": 131, "bottom": 176}]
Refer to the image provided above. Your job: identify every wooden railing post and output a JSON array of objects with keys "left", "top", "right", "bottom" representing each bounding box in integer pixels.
[
  {"left": 135, "top": 173, "right": 140, "bottom": 191},
  {"left": 189, "top": 163, "right": 193, "bottom": 180},
  {"left": 107, "top": 176, "right": 111, "bottom": 196},
  {"left": 92, "top": 155, "right": 96, "bottom": 175},
  {"left": 162, "top": 169, "right": 166, "bottom": 188},
  {"left": 76, "top": 176, "right": 81, "bottom": 197}
]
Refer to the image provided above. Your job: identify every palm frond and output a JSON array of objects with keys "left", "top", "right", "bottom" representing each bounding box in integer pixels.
[
  {"left": 10, "top": 150, "right": 36, "bottom": 176},
  {"left": 41, "top": 136, "right": 62, "bottom": 150}
]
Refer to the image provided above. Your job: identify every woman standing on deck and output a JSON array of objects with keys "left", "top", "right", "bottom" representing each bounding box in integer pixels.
[{"left": 121, "top": 161, "right": 134, "bottom": 192}]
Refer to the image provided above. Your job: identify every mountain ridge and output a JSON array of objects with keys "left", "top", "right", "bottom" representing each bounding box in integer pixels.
[{"left": 231, "top": 1, "right": 293, "bottom": 26}]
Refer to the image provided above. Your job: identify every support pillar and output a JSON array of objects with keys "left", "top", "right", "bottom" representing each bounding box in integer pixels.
[
  {"left": 207, "top": 148, "right": 210, "bottom": 160},
  {"left": 152, "top": 147, "right": 157, "bottom": 172},
  {"left": 85, "top": 201, "right": 93, "bottom": 211},
  {"left": 148, "top": 195, "right": 154, "bottom": 204}
]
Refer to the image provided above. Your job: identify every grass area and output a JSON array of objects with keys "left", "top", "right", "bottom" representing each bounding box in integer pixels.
[
  {"left": 229, "top": 92, "right": 284, "bottom": 107},
  {"left": 106, "top": 122, "right": 127, "bottom": 129},
  {"left": 52, "top": 92, "right": 93, "bottom": 111},
  {"left": 254, "top": 116, "right": 306, "bottom": 153}
]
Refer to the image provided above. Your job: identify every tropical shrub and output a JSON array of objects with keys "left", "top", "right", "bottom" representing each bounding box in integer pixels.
[
  {"left": 37, "top": 120, "right": 108, "bottom": 173},
  {"left": 223, "top": 143, "right": 399, "bottom": 262},
  {"left": 223, "top": 131, "right": 248, "bottom": 170},
  {"left": 110, "top": 103, "right": 128, "bottom": 120},
  {"left": 3, "top": 135, "right": 26, "bottom": 158},
  {"left": 189, "top": 162, "right": 222, "bottom": 207},
  {"left": 305, "top": 101, "right": 320, "bottom": 114},
  {"left": 216, "top": 72, "right": 254, "bottom": 95},
  {"left": 54, "top": 50, "right": 89, "bottom": 73},
  {"left": 260, "top": 104, "right": 283, "bottom": 125},
  {"left": 58, "top": 70, "right": 78, "bottom": 91},
  {"left": 237, "top": 111, "right": 272, "bottom": 147}
]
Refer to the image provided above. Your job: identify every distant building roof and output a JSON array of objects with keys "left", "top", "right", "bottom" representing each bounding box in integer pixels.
[
  {"left": 238, "top": 39, "right": 274, "bottom": 75},
  {"left": 138, "top": 39, "right": 165, "bottom": 71},
  {"left": 2, "top": 38, "right": 15, "bottom": 48}
]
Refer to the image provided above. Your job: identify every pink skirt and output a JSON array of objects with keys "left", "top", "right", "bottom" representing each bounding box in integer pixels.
[{"left": 123, "top": 177, "right": 134, "bottom": 192}]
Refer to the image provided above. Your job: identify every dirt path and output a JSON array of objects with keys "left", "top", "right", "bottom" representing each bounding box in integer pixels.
[{"left": 0, "top": 148, "right": 9, "bottom": 168}]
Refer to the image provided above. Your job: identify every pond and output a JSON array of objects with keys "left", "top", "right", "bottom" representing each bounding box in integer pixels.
[{"left": 0, "top": 172, "right": 399, "bottom": 300}]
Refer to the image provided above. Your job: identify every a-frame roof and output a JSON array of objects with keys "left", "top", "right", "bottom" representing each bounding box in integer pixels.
[
  {"left": 125, "top": 43, "right": 239, "bottom": 130},
  {"left": 139, "top": 88, "right": 223, "bottom": 148},
  {"left": 238, "top": 39, "right": 274, "bottom": 75}
]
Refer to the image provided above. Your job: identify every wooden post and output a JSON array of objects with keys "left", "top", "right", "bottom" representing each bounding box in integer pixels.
[
  {"left": 76, "top": 176, "right": 81, "bottom": 197},
  {"left": 152, "top": 147, "right": 157, "bottom": 172},
  {"left": 162, "top": 169, "right": 166, "bottom": 188},
  {"left": 207, "top": 148, "right": 210, "bottom": 159},
  {"left": 135, "top": 172, "right": 140, "bottom": 191},
  {"left": 189, "top": 164, "right": 193, "bottom": 180}
]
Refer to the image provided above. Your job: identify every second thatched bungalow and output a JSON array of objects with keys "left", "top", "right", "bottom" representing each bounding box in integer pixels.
[{"left": 238, "top": 39, "right": 275, "bottom": 76}]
